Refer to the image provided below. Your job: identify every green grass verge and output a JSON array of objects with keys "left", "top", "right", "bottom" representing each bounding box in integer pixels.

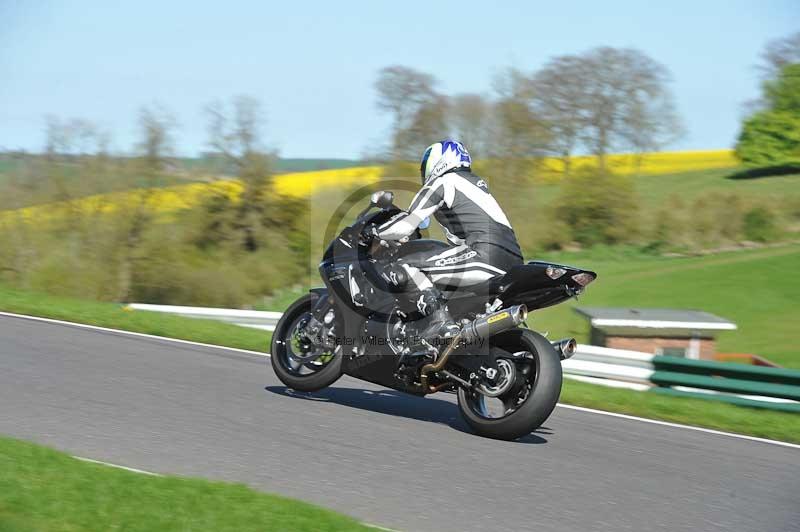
[
  {"left": 0, "top": 435, "right": 372, "bottom": 532},
  {"left": 531, "top": 166, "right": 800, "bottom": 209},
  {"left": 560, "top": 378, "right": 800, "bottom": 443},
  {"left": 532, "top": 243, "right": 800, "bottom": 368},
  {"left": 0, "top": 284, "right": 271, "bottom": 353}
]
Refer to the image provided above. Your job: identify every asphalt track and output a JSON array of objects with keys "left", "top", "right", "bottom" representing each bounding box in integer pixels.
[{"left": 1, "top": 314, "right": 798, "bottom": 532}]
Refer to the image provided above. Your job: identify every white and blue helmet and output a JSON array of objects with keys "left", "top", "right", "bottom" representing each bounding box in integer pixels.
[{"left": 419, "top": 139, "right": 472, "bottom": 183}]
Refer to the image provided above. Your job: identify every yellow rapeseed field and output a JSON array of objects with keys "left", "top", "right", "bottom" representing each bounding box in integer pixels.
[
  {"left": 0, "top": 180, "right": 243, "bottom": 226},
  {"left": 539, "top": 149, "right": 737, "bottom": 179},
  {"left": 273, "top": 166, "right": 382, "bottom": 196},
  {"left": 0, "top": 167, "right": 382, "bottom": 226},
  {"left": 0, "top": 152, "right": 737, "bottom": 225}
]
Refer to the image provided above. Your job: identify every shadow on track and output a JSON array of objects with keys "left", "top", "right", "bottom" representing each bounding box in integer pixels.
[{"left": 265, "top": 385, "right": 549, "bottom": 444}]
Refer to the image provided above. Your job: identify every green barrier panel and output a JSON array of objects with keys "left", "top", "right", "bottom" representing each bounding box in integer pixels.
[
  {"left": 651, "top": 371, "right": 800, "bottom": 401},
  {"left": 653, "top": 356, "right": 800, "bottom": 386},
  {"left": 651, "top": 387, "right": 800, "bottom": 413}
]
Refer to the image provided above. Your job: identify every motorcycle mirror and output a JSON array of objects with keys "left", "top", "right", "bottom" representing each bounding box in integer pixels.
[{"left": 370, "top": 190, "right": 394, "bottom": 209}]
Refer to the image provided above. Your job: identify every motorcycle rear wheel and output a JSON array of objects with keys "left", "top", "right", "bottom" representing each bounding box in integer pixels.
[
  {"left": 271, "top": 293, "right": 343, "bottom": 392},
  {"left": 457, "top": 329, "right": 562, "bottom": 441}
]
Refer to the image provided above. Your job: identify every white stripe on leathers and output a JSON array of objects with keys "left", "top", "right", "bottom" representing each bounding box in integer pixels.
[
  {"left": 425, "top": 244, "right": 470, "bottom": 262},
  {"left": 451, "top": 177, "right": 513, "bottom": 227}
]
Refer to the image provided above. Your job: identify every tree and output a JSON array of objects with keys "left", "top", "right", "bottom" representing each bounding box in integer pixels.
[
  {"left": 555, "top": 168, "right": 640, "bottom": 246},
  {"left": 138, "top": 104, "right": 176, "bottom": 176},
  {"left": 38, "top": 116, "right": 111, "bottom": 215},
  {"left": 759, "top": 32, "right": 800, "bottom": 80},
  {"left": 449, "top": 93, "right": 491, "bottom": 158},
  {"left": 763, "top": 63, "right": 800, "bottom": 111},
  {"left": 530, "top": 48, "right": 681, "bottom": 171},
  {"left": 118, "top": 104, "right": 176, "bottom": 301},
  {"left": 736, "top": 64, "right": 800, "bottom": 167},
  {"left": 394, "top": 94, "right": 450, "bottom": 159},
  {"left": 375, "top": 66, "right": 444, "bottom": 160},
  {"left": 206, "top": 96, "right": 273, "bottom": 251},
  {"left": 576, "top": 47, "right": 682, "bottom": 168},
  {"left": 531, "top": 56, "right": 588, "bottom": 173},
  {"left": 44, "top": 116, "right": 105, "bottom": 160},
  {"left": 206, "top": 95, "right": 267, "bottom": 167},
  {"left": 489, "top": 68, "right": 550, "bottom": 162}
]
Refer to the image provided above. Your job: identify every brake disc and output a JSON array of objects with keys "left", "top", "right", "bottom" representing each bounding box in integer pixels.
[{"left": 477, "top": 358, "right": 516, "bottom": 398}]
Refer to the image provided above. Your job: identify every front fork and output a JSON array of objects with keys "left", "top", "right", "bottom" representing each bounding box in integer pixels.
[{"left": 297, "top": 290, "right": 337, "bottom": 352}]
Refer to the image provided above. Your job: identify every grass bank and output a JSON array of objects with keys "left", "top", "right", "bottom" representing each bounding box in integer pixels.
[
  {"left": 560, "top": 378, "right": 800, "bottom": 443},
  {"left": 530, "top": 166, "right": 800, "bottom": 210},
  {"left": 0, "top": 283, "right": 270, "bottom": 353},
  {"left": 0, "top": 435, "right": 372, "bottom": 532},
  {"left": 532, "top": 243, "right": 800, "bottom": 368}
]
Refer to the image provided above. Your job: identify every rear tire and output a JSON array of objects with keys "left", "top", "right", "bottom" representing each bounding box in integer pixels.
[
  {"left": 270, "top": 293, "right": 343, "bottom": 392},
  {"left": 457, "top": 329, "right": 562, "bottom": 441}
]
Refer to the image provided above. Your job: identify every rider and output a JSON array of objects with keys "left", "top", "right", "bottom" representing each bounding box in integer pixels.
[{"left": 375, "top": 139, "right": 524, "bottom": 340}]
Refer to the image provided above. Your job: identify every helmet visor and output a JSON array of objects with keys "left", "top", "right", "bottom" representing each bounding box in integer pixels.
[{"left": 419, "top": 146, "right": 432, "bottom": 182}]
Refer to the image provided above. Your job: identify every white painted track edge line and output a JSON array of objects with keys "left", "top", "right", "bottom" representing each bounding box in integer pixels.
[
  {"left": 71, "top": 455, "right": 400, "bottom": 530},
  {"left": 0, "top": 311, "right": 270, "bottom": 358},
  {"left": 363, "top": 523, "right": 401, "bottom": 531},
  {"left": 555, "top": 404, "right": 800, "bottom": 449},
  {"left": 2, "top": 310, "right": 797, "bottom": 450},
  {"left": 72, "top": 456, "right": 162, "bottom": 476}
]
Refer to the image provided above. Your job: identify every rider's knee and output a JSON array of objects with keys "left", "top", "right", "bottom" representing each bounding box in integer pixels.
[{"left": 380, "top": 264, "right": 409, "bottom": 290}]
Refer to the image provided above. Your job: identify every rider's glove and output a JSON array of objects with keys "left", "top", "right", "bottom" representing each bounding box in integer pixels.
[{"left": 364, "top": 223, "right": 380, "bottom": 238}]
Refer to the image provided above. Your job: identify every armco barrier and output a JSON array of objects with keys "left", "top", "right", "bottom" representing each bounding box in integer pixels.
[
  {"left": 651, "top": 356, "right": 800, "bottom": 412},
  {"left": 652, "top": 387, "right": 800, "bottom": 413},
  {"left": 126, "top": 303, "right": 282, "bottom": 331},
  {"left": 561, "top": 344, "right": 654, "bottom": 385},
  {"left": 653, "top": 356, "right": 800, "bottom": 386}
]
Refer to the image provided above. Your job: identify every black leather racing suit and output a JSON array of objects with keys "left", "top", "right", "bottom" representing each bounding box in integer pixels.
[{"left": 377, "top": 169, "right": 523, "bottom": 305}]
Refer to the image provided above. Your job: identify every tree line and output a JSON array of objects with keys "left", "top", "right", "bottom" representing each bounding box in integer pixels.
[
  {"left": 736, "top": 32, "right": 800, "bottom": 169},
  {"left": 0, "top": 96, "right": 309, "bottom": 306},
  {"left": 374, "top": 46, "right": 683, "bottom": 174}
]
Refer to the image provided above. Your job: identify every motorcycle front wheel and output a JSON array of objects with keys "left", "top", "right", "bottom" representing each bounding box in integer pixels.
[
  {"left": 270, "top": 293, "right": 343, "bottom": 392},
  {"left": 457, "top": 329, "right": 562, "bottom": 441}
]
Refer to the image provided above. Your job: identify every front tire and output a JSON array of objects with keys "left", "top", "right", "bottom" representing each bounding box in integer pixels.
[
  {"left": 271, "top": 293, "right": 343, "bottom": 392},
  {"left": 457, "top": 329, "right": 562, "bottom": 441}
]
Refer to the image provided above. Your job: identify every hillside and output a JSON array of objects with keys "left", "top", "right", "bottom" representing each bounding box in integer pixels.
[
  {"left": 532, "top": 166, "right": 800, "bottom": 210},
  {"left": 1, "top": 151, "right": 798, "bottom": 368},
  {"left": 530, "top": 244, "right": 800, "bottom": 368}
]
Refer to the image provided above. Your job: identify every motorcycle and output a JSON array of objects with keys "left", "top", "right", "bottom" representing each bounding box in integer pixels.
[{"left": 271, "top": 190, "right": 596, "bottom": 440}]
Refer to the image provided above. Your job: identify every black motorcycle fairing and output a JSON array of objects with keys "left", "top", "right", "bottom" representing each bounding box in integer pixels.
[
  {"left": 340, "top": 311, "right": 423, "bottom": 393},
  {"left": 445, "top": 261, "right": 597, "bottom": 312},
  {"left": 394, "top": 238, "right": 451, "bottom": 259},
  {"left": 320, "top": 207, "right": 427, "bottom": 317}
]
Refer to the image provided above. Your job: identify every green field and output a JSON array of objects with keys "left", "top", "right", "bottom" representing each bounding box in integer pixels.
[
  {"left": 0, "top": 436, "right": 371, "bottom": 532},
  {"left": 561, "top": 378, "right": 800, "bottom": 443},
  {"left": 531, "top": 166, "right": 800, "bottom": 209},
  {"left": 531, "top": 243, "right": 800, "bottom": 368},
  {"left": 0, "top": 284, "right": 270, "bottom": 353}
]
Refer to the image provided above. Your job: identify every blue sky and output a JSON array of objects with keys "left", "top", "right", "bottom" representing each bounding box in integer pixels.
[{"left": 1, "top": 1, "right": 798, "bottom": 158}]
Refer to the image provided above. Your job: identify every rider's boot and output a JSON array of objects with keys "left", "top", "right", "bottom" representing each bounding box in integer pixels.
[
  {"left": 414, "top": 290, "right": 460, "bottom": 342},
  {"left": 395, "top": 289, "right": 459, "bottom": 380}
]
